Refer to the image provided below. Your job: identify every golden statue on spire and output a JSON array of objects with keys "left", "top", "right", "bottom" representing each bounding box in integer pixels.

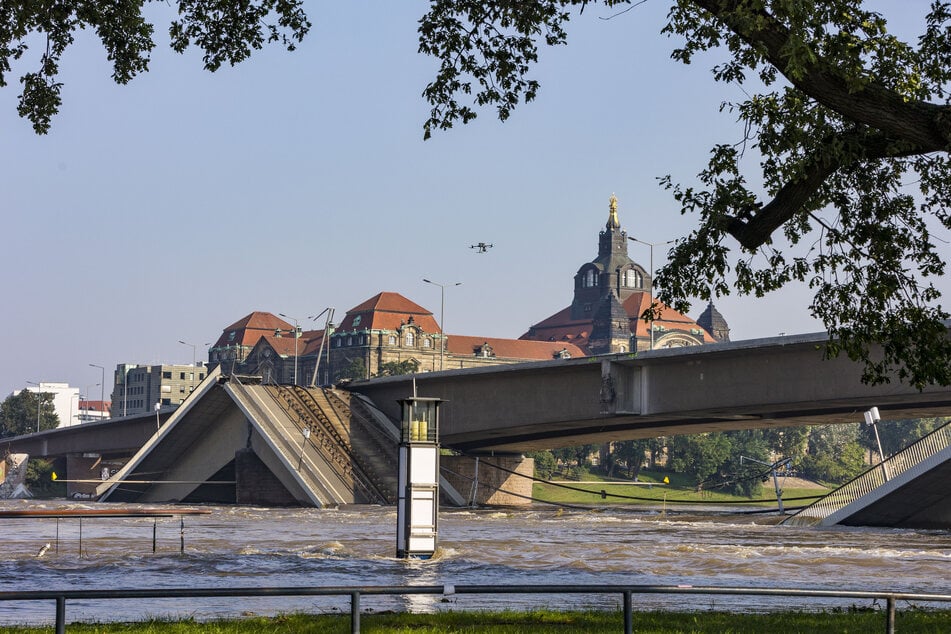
[{"left": 607, "top": 193, "right": 620, "bottom": 229}]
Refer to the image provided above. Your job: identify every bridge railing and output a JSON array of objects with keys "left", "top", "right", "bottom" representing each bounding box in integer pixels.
[
  {"left": 784, "top": 421, "right": 951, "bottom": 526},
  {"left": 3, "top": 583, "right": 949, "bottom": 634}
]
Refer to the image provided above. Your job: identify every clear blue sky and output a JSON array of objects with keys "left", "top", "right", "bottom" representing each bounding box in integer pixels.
[{"left": 2, "top": 1, "right": 944, "bottom": 397}]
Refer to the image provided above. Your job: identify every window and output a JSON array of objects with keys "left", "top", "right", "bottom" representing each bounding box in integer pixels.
[
  {"left": 388, "top": 335, "right": 397, "bottom": 345},
  {"left": 347, "top": 336, "right": 353, "bottom": 346},
  {"left": 179, "top": 372, "right": 185, "bottom": 380},
  {"left": 161, "top": 398, "right": 171, "bottom": 405},
  {"left": 161, "top": 385, "right": 171, "bottom": 393},
  {"left": 162, "top": 371, "right": 171, "bottom": 379},
  {"left": 423, "top": 338, "right": 431, "bottom": 348},
  {"left": 584, "top": 269, "right": 597, "bottom": 287},
  {"left": 624, "top": 269, "right": 643, "bottom": 288},
  {"left": 405, "top": 331, "right": 415, "bottom": 346},
  {"left": 199, "top": 373, "right": 205, "bottom": 380}
]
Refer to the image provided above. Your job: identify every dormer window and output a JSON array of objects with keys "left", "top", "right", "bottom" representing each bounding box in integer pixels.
[
  {"left": 584, "top": 269, "right": 597, "bottom": 287},
  {"left": 624, "top": 268, "right": 643, "bottom": 288},
  {"left": 405, "top": 331, "right": 415, "bottom": 347},
  {"left": 423, "top": 338, "right": 431, "bottom": 348},
  {"left": 388, "top": 335, "right": 397, "bottom": 345}
]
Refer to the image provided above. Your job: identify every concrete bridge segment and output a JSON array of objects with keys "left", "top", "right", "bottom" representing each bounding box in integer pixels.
[{"left": 347, "top": 332, "right": 951, "bottom": 453}]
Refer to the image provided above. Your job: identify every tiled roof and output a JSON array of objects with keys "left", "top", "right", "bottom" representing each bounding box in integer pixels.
[
  {"left": 521, "top": 292, "right": 715, "bottom": 349},
  {"left": 622, "top": 293, "right": 716, "bottom": 342},
  {"left": 337, "top": 292, "right": 440, "bottom": 333},
  {"left": 520, "top": 307, "right": 593, "bottom": 350},
  {"left": 347, "top": 292, "right": 431, "bottom": 315},
  {"left": 447, "top": 335, "right": 584, "bottom": 360},
  {"left": 212, "top": 311, "right": 293, "bottom": 348},
  {"left": 79, "top": 400, "right": 111, "bottom": 412}
]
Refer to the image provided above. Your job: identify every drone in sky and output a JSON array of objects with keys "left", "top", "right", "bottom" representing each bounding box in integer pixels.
[{"left": 469, "top": 242, "right": 493, "bottom": 253}]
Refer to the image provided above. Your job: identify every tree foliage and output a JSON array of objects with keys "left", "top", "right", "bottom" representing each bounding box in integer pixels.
[
  {"left": 1, "top": 0, "right": 310, "bottom": 133},
  {"left": 377, "top": 358, "right": 421, "bottom": 377},
  {"left": 416, "top": 0, "right": 951, "bottom": 388},
  {"left": 0, "top": 391, "right": 59, "bottom": 438},
  {"left": 338, "top": 357, "right": 367, "bottom": 382},
  {"left": 8, "top": 1, "right": 951, "bottom": 387}
]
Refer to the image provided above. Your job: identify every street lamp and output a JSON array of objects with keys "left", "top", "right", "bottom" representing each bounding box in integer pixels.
[
  {"left": 278, "top": 313, "right": 302, "bottom": 386},
  {"left": 627, "top": 236, "right": 675, "bottom": 350},
  {"left": 308, "top": 308, "right": 335, "bottom": 387},
  {"left": 89, "top": 364, "right": 105, "bottom": 414},
  {"left": 864, "top": 406, "right": 890, "bottom": 481},
  {"left": 178, "top": 340, "right": 197, "bottom": 367},
  {"left": 83, "top": 383, "right": 100, "bottom": 422},
  {"left": 25, "top": 380, "right": 42, "bottom": 433},
  {"left": 423, "top": 279, "right": 461, "bottom": 371}
]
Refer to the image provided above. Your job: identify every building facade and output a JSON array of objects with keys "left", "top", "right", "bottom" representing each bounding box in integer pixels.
[
  {"left": 520, "top": 195, "right": 728, "bottom": 352},
  {"left": 110, "top": 364, "right": 208, "bottom": 417},
  {"left": 206, "top": 197, "right": 727, "bottom": 386}
]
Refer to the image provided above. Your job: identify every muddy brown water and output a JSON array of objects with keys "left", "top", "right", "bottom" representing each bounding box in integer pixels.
[{"left": 1, "top": 500, "right": 948, "bottom": 624}]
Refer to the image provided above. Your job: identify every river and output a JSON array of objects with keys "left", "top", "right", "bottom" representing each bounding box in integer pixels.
[{"left": 1, "top": 500, "right": 949, "bottom": 625}]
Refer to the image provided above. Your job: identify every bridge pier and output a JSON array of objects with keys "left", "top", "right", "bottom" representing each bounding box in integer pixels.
[{"left": 441, "top": 454, "right": 534, "bottom": 506}]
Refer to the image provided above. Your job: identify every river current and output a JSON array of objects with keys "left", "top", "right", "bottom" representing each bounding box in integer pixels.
[{"left": 1, "top": 500, "right": 949, "bottom": 625}]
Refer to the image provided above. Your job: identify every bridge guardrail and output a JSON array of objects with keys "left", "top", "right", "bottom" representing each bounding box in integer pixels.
[
  {"left": 3, "top": 582, "right": 949, "bottom": 634},
  {"left": 784, "top": 421, "right": 951, "bottom": 525}
]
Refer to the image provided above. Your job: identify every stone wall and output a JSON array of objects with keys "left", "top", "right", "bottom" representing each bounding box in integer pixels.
[{"left": 442, "top": 454, "right": 534, "bottom": 506}]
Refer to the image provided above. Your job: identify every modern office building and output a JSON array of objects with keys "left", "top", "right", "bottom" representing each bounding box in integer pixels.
[{"left": 109, "top": 364, "right": 208, "bottom": 417}]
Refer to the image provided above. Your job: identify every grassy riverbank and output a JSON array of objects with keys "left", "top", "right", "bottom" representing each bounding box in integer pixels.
[
  {"left": 3, "top": 609, "right": 949, "bottom": 633},
  {"left": 531, "top": 470, "right": 830, "bottom": 509}
]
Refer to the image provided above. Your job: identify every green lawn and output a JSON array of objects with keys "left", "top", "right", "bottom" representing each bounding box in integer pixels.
[
  {"left": 2, "top": 609, "right": 947, "bottom": 633},
  {"left": 531, "top": 470, "right": 829, "bottom": 508}
]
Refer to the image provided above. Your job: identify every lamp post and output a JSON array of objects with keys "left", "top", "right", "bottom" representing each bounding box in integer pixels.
[
  {"left": 422, "top": 279, "right": 461, "bottom": 371},
  {"left": 178, "top": 340, "right": 197, "bottom": 367},
  {"left": 627, "top": 236, "right": 675, "bottom": 350},
  {"left": 25, "top": 380, "right": 42, "bottom": 433},
  {"left": 83, "top": 383, "right": 100, "bottom": 422},
  {"left": 278, "top": 313, "right": 302, "bottom": 386},
  {"left": 89, "top": 364, "right": 105, "bottom": 414},
  {"left": 308, "top": 308, "right": 335, "bottom": 388},
  {"left": 864, "top": 406, "right": 890, "bottom": 481}
]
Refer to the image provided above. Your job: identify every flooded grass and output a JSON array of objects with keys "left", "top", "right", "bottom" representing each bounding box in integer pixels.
[{"left": 1, "top": 608, "right": 949, "bottom": 633}]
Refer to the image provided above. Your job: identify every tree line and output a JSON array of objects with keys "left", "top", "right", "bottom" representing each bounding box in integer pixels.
[{"left": 528, "top": 418, "right": 948, "bottom": 496}]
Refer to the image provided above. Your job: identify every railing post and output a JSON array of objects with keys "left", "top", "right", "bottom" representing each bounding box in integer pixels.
[
  {"left": 350, "top": 590, "right": 360, "bottom": 634},
  {"left": 623, "top": 590, "right": 632, "bottom": 634},
  {"left": 55, "top": 596, "right": 65, "bottom": 634},
  {"left": 886, "top": 596, "right": 896, "bottom": 634}
]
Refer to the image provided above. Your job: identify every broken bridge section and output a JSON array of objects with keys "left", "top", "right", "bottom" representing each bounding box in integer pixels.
[{"left": 98, "top": 368, "right": 399, "bottom": 507}]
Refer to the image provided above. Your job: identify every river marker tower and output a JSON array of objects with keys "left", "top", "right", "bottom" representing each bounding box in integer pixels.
[{"left": 396, "top": 396, "right": 442, "bottom": 558}]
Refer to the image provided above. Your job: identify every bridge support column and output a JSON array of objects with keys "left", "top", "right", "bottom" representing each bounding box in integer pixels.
[
  {"left": 64, "top": 454, "right": 112, "bottom": 500},
  {"left": 235, "top": 448, "right": 297, "bottom": 506},
  {"left": 441, "top": 454, "right": 534, "bottom": 506}
]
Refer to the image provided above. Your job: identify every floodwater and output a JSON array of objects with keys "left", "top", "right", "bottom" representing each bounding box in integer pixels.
[{"left": 1, "top": 500, "right": 949, "bottom": 625}]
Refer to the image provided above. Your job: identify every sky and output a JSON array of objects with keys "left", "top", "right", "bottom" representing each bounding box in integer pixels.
[{"left": 3, "top": 1, "right": 946, "bottom": 398}]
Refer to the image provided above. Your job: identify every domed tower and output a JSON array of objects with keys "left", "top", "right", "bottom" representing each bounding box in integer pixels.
[
  {"left": 697, "top": 301, "right": 731, "bottom": 342},
  {"left": 571, "top": 195, "right": 650, "bottom": 320},
  {"left": 521, "top": 195, "right": 723, "bottom": 354}
]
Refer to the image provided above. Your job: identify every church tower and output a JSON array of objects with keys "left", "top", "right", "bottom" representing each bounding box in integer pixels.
[{"left": 570, "top": 195, "right": 650, "bottom": 320}]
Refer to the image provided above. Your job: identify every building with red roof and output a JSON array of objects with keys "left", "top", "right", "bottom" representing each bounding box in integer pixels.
[
  {"left": 520, "top": 195, "right": 728, "bottom": 353},
  {"left": 207, "top": 197, "right": 726, "bottom": 384}
]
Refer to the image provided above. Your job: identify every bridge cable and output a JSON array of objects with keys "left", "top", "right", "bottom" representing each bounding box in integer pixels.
[{"left": 463, "top": 457, "right": 825, "bottom": 506}]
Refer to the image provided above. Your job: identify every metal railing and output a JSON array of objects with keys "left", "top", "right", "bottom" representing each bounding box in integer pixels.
[
  {"left": 784, "top": 421, "right": 951, "bottom": 525},
  {"left": 2, "top": 583, "right": 949, "bottom": 634}
]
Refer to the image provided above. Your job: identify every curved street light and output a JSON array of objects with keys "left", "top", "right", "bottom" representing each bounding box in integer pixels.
[
  {"left": 89, "top": 364, "right": 105, "bottom": 415},
  {"left": 423, "top": 279, "right": 462, "bottom": 371},
  {"left": 627, "top": 236, "right": 675, "bottom": 350},
  {"left": 278, "top": 313, "right": 302, "bottom": 386}
]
